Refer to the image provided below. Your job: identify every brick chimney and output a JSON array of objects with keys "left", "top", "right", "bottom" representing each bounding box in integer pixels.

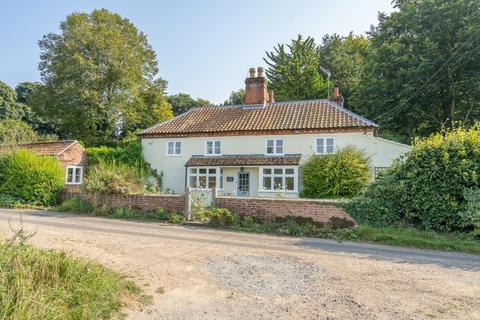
[
  {"left": 329, "top": 84, "right": 344, "bottom": 107},
  {"left": 245, "top": 67, "right": 274, "bottom": 104}
]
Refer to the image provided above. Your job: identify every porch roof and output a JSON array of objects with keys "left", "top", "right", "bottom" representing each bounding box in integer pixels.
[{"left": 185, "top": 154, "right": 302, "bottom": 167}]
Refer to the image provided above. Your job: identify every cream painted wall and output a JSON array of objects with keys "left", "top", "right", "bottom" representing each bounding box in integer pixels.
[{"left": 141, "top": 132, "right": 411, "bottom": 196}]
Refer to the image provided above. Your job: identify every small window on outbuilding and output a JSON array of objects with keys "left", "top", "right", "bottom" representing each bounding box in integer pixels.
[{"left": 66, "top": 166, "right": 83, "bottom": 185}]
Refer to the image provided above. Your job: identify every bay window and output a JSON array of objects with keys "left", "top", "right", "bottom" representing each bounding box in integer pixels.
[
  {"left": 259, "top": 167, "right": 297, "bottom": 192},
  {"left": 188, "top": 167, "right": 222, "bottom": 189}
]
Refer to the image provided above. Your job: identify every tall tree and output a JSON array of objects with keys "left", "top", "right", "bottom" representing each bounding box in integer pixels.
[
  {"left": 264, "top": 35, "right": 329, "bottom": 101},
  {"left": 223, "top": 88, "right": 245, "bottom": 105},
  {"left": 0, "top": 81, "right": 28, "bottom": 120},
  {"left": 319, "top": 33, "right": 370, "bottom": 107},
  {"left": 167, "top": 93, "right": 210, "bottom": 116},
  {"left": 37, "top": 9, "right": 171, "bottom": 145},
  {"left": 352, "top": 0, "right": 480, "bottom": 139}
]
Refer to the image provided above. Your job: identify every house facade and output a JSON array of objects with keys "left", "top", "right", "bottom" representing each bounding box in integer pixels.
[{"left": 139, "top": 67, "right": 410, "bottom": 198}]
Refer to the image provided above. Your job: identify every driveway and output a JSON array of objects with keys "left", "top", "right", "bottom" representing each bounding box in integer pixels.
[{"left": 0, "top": 209, "right": 479, "bottom": 320}]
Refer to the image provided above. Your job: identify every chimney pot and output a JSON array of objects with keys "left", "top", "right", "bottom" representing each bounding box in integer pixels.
[
  {"left": 257, "top": 67, "right": 265, "bottom": 78},
  {"left": 249, "top": 67, "right": 256, "bottom": 78}
]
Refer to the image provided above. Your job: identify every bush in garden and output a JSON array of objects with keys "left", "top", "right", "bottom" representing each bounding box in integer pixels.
[
  {"left": 83, "top": 161, "right": 148, "bottom": 196},
  {"left": 86, "top": 139, "right": 162, "bottom": 190},
  {"left": 0, "top": 149, "right": 64, "bottom": 205},
  {"left": 346, "top": 126, "right": 480, "bottom": 232},
  {"left": 205, "top": 207, "right": 239, "bottom": 227},
  {"left": 300, "top": 146, "right": 371, "bottom": 198}
]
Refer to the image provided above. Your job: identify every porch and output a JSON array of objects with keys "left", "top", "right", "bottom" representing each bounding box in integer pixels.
[{"left": 185, "top": 154, "right": 301, "bottom": 198}]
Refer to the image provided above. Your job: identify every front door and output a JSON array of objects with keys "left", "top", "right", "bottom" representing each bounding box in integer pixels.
[{"left": 237, "top": 172, "right": 250, "bottom": 197}]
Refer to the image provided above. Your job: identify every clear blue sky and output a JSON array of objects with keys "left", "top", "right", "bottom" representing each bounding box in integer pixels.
[{"left": 0, "top": 0, "right": 394, "bottom": 104}]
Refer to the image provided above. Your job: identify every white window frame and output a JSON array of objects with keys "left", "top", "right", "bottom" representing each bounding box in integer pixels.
[
  {"left": 205, "top": 140, "right": 222, "bottom": 156},
  {"left": 258, "top": 166, "right": 298, "bottom": 193},
  {"left": 66, "top": 166, "right": 83, "bottom": 185},
  {"left": 188, "top": 166, "right": 223, "bottom": 190},
  {"left": 315, "top": 137, "right": 336, "bottom": 154},
  {"left": 265, "top": 138, "right": 284, "bottom": 155},
  {"left": 166, "top": 141, "right": 182, "bottom": 156}
]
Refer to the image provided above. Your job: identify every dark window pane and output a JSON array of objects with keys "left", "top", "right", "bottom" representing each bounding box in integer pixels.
[
  {"left": 263, "top": 177, "right": 271, "bottom": 190},
  {"left": 285, "top": 177, "right": 294, "bottom": 190},
  {"left": 274, "top": 177, "right": 283, "bottom": 190}
]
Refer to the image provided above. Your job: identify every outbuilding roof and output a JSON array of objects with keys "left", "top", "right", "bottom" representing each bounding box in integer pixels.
[
  {"left": 0, "top": 140, "right": 81, "bottom": 156},
  {"left": 140, "top": 99, "right": 377, "bottom": 137}
]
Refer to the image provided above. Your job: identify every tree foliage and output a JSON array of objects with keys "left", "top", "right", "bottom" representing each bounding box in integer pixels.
[
  {"left": 319, "top": 33, "right": 370, "bottom": 107},
  {"left": 223, "top": 89, "right": 245, "bottom": 105},
  {"left": 167, "top": 93, "right": 210, "bottom": 116},
  {"left": 346, "top": 126, "right": 480, "bottom": 232},
  {"left": 0, "top": 81, "right": 28, "bottom": 120},
  {"left": 351, "top": 0, "right": 480, "bottom": 139},
  {"left": 0, "top": 119, "right": 39, "bottom": 145},
  {"left": 36, "top": 9, "right": 172, "bottom": 145},
  {"left": 264, "top": 35, "right": 329, "bottom": 101}
]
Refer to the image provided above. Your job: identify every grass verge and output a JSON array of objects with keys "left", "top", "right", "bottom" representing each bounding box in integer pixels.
[
  {"left": 0, "top": 241, "right": 144, "bottom": 319},
  {"left": 53, "top": 199, "right": 479, "bottom": 255}
]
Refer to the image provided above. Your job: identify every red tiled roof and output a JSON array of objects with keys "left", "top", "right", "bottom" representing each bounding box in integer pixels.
[
  {"left": 185, "top": 154, "right": 302, "bottom": 167},
  {"left": 0, "top": 140, "right": 80, "bottom": 156},
  {"left": 140, "top": 100, "right": 377, "bottom": 137}
]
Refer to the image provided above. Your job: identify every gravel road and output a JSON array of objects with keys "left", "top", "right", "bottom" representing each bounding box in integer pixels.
[{"left": 0, "top": 209, "right": 479, "bottom": 320}]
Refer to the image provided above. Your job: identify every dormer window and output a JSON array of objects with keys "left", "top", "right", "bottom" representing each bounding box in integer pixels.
[
  {"left": 206, "top": 140, "right": 221, "bottom": 155},
  {"left": 266, "top": 139, "right": 283, "bottom": 155}
]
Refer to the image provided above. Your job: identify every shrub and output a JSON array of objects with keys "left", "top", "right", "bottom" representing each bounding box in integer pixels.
[
  {"left": 0, "top": 242, "right": 140, "bottom": 319},
  {"left": 56, "top": 198, "right": 94, "bottom": 213},
  {"left": 300, "top": 146, "right": 371, "bottom": 198},
  {"left": 83, "top": 161, "right": 148, "bottom": 196},
  {"left": 202, "top": 207, "right": 239, "bottom": 227},
  {"left": 347, "top": 126, "right": 480, "bottom": 232},
  {"left": 154, "top": 208, "right": 186, "bottom": 224},
  {"left": 0, "top": 149, "right": 64, "bottom": 205},
  {"left": 86, "top": 139, "right": 162, "bottom": 190},
  {"left": 0, "top": 194, "right": 27, "bottom": 208}
]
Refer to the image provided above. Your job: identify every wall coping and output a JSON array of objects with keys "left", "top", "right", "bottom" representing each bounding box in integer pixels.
[
  {"left": 103, "top": 193, "right": 183, "bottom": 198},
  {"left": 216, "top": 195, "right": 348, "bottom": 204}
]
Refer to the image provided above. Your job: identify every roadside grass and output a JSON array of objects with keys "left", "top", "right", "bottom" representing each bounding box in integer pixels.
[
  {"left": 228, "top": 221, "right": 480, "bottom": 255},
  {"left": 353, "top": 225, "right": 480, "bottom": 255},
  {"left": 52, "top": 199, "right": 479, "bottom": 255},
  {"left": 0, "top": 241, "right": 144, "bottom": 320}
]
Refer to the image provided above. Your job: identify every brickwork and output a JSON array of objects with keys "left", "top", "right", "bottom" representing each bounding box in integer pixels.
[
  {"left": 66, "top": 193, "right": 185, "bottom": 213},
  {"left": 216, "top": 196, "right": 354, "bottom": 225}
]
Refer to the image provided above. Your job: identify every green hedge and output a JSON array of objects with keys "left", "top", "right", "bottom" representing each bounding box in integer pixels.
[
  {"left": 0, "top": 149, "right": 64, "bottom": 205},
  {"left": 300, "top": 146, "right": 371, "bottom": 198},
  {"left": 346, "top": 127, "right": 480, "bottom": 232}
]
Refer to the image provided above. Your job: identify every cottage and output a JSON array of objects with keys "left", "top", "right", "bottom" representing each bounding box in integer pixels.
[
  {"left": 3, "top": 140, "right": 87, "bottom": 192},
  {"left": 139, "top": 67, "right": 410, "bottom": 198}
]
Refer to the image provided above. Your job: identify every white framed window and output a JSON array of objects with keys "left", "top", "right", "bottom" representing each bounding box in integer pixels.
[
  {"left": 167, "top": 141, "right": 181, "bottom": 156},
  {"left": 315, "top": 137, "right": 335, "bottom": 154},
  {"left": 66, "top": 166, "right": 83, "bottom": 185},
  {"left": 259, "top": 166, "right": 297, "bottom": 192},
  {"left": 188, "top": 167, "right": 221, "bottom": 189},
  {"left": 266, "top": 139, "right": 284, "bottom": 155},
  {"left": 205, "top": 140, "right": 221, "bottom": 155}
]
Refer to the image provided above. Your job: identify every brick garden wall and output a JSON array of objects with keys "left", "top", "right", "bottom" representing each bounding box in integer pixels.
[
  {"left": 66, "top": 193, "right": 185, "bottom": 213},
  {"left": 215, "top": 196, "right": 354, "bottom": 225}
]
